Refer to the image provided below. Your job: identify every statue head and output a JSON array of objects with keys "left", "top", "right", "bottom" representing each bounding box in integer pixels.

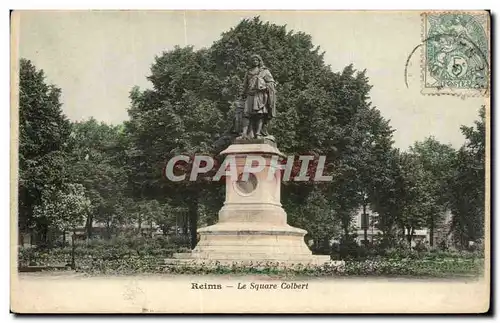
[{"left": 250, "top": 54, "right": 264, "bottom": 68}]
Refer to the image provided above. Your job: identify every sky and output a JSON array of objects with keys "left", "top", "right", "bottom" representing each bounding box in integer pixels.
[{"left": 15, "top": 10, "right": 488, "bottom": 149}]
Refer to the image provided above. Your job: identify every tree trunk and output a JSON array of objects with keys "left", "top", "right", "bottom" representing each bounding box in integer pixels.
[
  {"left": 381, "top": 230, "right": 387, "bottom": 247},
  {"left": 400, "top": 223, "right": 406, "bottom": 241},
  {"left": 71, "top": 229, "right": 76, "bottom": 270},
  {"left": 362, "top": 203, "right": 368, "bottom": 246},
  {"left": 406, "top": 227, "right": 416, "bottom": 248},
  {"left": 340, "top": 210, "right": 350, "bottom": 242},
  {"left": 188, "top": 190, "right": 199, "bottom": 249},
  {"left": 106, "top": 218, "right": 112, "bottom": 239},
  {"left": 62, "top": 230, "right": 66, "bottom": 246},
  {"left": 321, "top": 236, "right": 330, "bottom": 254},
  {"left": 405, "top": 226, "right": 413, "bottom": 247},
  {"left": 175, "top": 214, "right": 179, "bottom": 236},
  {"left": 41, "top": 224, "right": 48, "bottom": 246},
  {"left": 429, "top": 217, "right": 434, "bottom": 247},
  {"left": 182, "top": 215, "right": 188, "bottom": 240},
  {"left": 86, "top": 214, "right": 93, "bottom": 239},
  {"left": 343, "top": 225, "right": 349, "bottom": 242},
  {"left": 461, "top": 233, "right": 467, "bottom": 250}
]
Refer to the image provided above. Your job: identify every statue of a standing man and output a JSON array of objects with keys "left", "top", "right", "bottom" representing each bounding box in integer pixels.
[{"left": 238, "top": 54, "right": 276, "bottom": 140}]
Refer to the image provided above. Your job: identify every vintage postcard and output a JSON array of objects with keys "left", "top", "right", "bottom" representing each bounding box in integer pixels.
[{"left": 10, "top": 10, "right": 491, "bottom": 314}]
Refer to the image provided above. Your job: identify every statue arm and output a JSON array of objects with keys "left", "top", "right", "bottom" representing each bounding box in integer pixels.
[
  {"left": 263, "top": 70, "right": 276, "bottom": 94},
  {"left": 264, "top": 70, "right": 277, "bottom": 118},
  {"left": 263, "top": 69, "right": 276, "bottom": 84}
]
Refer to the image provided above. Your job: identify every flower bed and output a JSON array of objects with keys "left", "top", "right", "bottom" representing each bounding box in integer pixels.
[
  {"left": 62, "top": 257, "right": 483, "bottom": 277},
  {"left": 18, "top": 242, "right": 484, "bottom": 278}
]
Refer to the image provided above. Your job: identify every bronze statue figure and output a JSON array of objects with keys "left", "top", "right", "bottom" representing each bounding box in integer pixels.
[
  {"left": 213, "top": 54, "right": 277, "bottom": 152},
  {"left": 238, "top": 54, "right": 276, "bottom": 140}
]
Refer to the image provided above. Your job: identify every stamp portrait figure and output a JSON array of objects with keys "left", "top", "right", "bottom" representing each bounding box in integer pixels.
[{"left": 238, "top": 54, "right": 277, "bottom": 139}]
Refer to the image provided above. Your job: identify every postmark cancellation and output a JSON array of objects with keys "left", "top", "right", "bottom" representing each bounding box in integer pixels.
[{"left": 421, "top": 11, "right": 490, "bottom": 96}]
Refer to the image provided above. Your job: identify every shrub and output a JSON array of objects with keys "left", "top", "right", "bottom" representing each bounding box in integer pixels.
[
  {"left": 168, "top": 235, "right": 191, "bottom": 248},
  {"left": 18, "top": 246, "right": 72, "bottom": 267},
  {"left": 18, "top": 234, "right": 190, "bottom": 269},
  {"left": 333, "top": 235, "right": 366, "bottom": 260},
  {"left": 385, "top": 247, "right": 420, "bottom": 260}
]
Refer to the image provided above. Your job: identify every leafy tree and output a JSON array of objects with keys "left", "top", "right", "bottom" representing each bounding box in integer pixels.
[
  {"left": 18, "top": 58, "right": 72, "bottom": 244},
  {"left": 155, "top": 201, "right": 184, "bottom": 236},
  {"left": 33, "top": 183, "right": 91, "bottom": 234},
  {"left": 33, "top": 183, "right": 91, "bottom": 267},
  {"left": 409, "top": 137, "right": 456, "bottom": 246},
  {"left": 334, "top": 96, "right": 396, "bottom": 245},
  {"left": 289, "top": 186, "right": 339, "bottom": 254},
  {"left": 127, "top": 17, "right": 395, "bottom": 250},
  {"left": 398, "top": 152, "right": 427, "bottom": 246},
  {"left": 448, "top": 107, "right": 486, "bottom": 248},
  {"left": 369, "top": 148, "right": 405, "bottom": 247},
  {"left": 67, "top": 118, "right": 129, "bottom": 238},
  {"left": 128, "top": 199, "right": 169, "bottom": 237}
]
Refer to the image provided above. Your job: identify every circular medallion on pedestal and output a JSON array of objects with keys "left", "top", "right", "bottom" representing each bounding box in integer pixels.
[{"left": 234, "top": 173, "right": 258, "bottom": 196}]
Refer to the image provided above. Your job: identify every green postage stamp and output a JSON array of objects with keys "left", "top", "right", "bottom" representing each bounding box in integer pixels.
[{"left": 421, "top": 11, "right": 490, "bottom": 96}]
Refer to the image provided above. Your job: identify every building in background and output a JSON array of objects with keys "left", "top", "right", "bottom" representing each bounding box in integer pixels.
[{"left": 351, "top": 207, "right": 453, "bottom": 247}]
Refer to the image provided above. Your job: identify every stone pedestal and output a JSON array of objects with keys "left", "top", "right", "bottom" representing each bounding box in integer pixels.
[{"left": 166, "top": 141, "right": 330, "bottom": 266}]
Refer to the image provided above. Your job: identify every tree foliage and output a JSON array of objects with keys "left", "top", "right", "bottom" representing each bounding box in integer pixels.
[
  {"left": 67, "top": 118, "right": 129, "bottom": 238},
  {"left": 448, "top": 107, "right": 486, "bottom": 247},
  {"left": 18, "top": 58, "right": 72, "bottom": 243},
  {"left": 409, "top": 137, "right": 456, "bottom": 246},
  {"left": 33, "top": 183, "right": 91, "bottom": 233},
  {"left": 126, "top": 17, "right": 395, "bottom": 249}
]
